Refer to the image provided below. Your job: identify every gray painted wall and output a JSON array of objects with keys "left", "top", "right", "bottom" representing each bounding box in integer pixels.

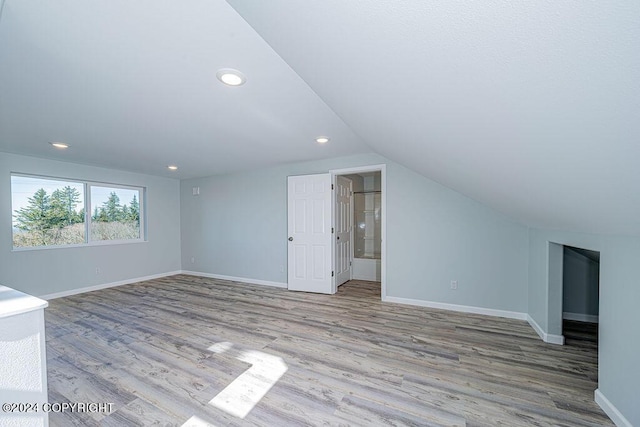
[
  {"left": 3, "top": 150, "right": 635, "bottom": 424},
  {"left": 599, "top": 237, "right": 640, "bottom": 426},
  {"left": 183, "top": 152, "right": 638, "bottom": 424},
  {"left": 528, "top": 228, "right": 639, "bottom": 426},
  {"left": 547, "top": 242, "right": 564, "bottom": 336},
  {"left": 180, "top": 153, "right": 529, "bottom": 313},
  {"left": 386, "top": 160, "right": 529, "bottom": 312},
  {"left": 563, "top": 247, "right": 600, "bottom": 318},
  {"left": 0, "top": 152, "right": 182, "bottom": 297}
]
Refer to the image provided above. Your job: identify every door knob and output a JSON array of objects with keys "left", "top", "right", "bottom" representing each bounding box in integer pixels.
[
  {"left": 337, "top": 236, "right": 340, "bottom": 240},
  {"left": 288, "top": 237, "right": 293, "bottom": 241}
]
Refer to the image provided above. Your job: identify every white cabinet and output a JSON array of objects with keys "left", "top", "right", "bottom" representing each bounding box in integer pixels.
[{"left": 0, "top": 286, "right": 49, "bottom": 427}]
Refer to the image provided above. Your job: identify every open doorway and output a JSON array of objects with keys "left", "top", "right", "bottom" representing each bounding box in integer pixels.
[
  {"left": 562, "top": 245, "right": 600, "bottom": 348},
  {"left": 286, "top": 166, "right": 385, "bottom": 296},
  {"left": 341, "top": 172, "right": 381, "bottom": 282},
  {"left": 331, "top": 165, "right": 385, "bottom": 300}
]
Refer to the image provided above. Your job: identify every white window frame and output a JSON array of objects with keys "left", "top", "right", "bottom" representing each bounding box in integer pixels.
[{"left": 10, "top": 173, "right": 146, "bottom": 251}]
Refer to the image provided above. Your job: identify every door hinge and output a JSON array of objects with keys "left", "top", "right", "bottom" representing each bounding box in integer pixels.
[
  {"left": 331, "top": 184, "right": 334, "bottom": 190},
  {"left": 331, "top": 227, "right": 334, "bottom": 233},
  {"left": 350, "top": 261, "right": 352, "bottom": 266},
  {"left": 332, "top": 271, "right": 334, "bottom": 277}
]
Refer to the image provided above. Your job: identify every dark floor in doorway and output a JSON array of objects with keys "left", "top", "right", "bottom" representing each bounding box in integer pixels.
[{"left": 564, "top": 319, "right": 598, "bottom": 350}]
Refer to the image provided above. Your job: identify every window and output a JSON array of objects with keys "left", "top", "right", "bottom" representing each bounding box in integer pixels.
[
  {"left": 11, "top": 176, "right": 85, "bottom": 247},
  {"left": 11, "top": 174, "right": 144, "bottom": 249},
  {"left": 90, "top": 186, "right": 141, "bottom": 241}
]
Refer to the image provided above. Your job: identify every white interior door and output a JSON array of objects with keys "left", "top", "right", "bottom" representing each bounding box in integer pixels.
[
  {"left": 287, "top": 174, "right": 334, "bottom": 294},
  {"left": 335, "top": 176, "right": 352, "bottom": 286}
]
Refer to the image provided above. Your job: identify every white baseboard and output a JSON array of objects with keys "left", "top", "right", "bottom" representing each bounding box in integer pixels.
[
  {"left": 180, "top": 270, "right": 287, "bottom": 289},
  {"left": 40, "top": 270, "right": 287, "bottom": 300},
  {"left": 383, "top": 296, "right": 527, "bottom": 320},
  {"left": 563, "top": 311, "right": 599, "bottom": 323},
  {"left": 527, "top": 315, "right": 565, "bottom": 345},
  {"left": 595, "top": 389, "right": 632, "bottom": 427},
  {"left": 40, "top": 270, "right": 182, "bottom": 300}
]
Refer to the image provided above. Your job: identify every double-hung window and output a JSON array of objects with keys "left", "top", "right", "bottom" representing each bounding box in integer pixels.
[{"left": 11, "top": 174, "right": 145, "bottom": 249}]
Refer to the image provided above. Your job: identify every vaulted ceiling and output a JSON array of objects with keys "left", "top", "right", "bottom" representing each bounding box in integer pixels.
[{"left": 1, "top": 1, "right": 639, "bottom": 235}]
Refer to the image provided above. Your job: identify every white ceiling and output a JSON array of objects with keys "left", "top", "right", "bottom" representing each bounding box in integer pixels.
[
  {"left": 1, "top": 1, "right": 639, "bottom": 236},
  {"left": 0, "top": 0, "right": 369, "bottom": 178}
]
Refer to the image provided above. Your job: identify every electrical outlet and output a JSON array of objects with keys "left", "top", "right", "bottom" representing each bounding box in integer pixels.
[
  {"left": 190, "top": 257, "right": 195, "bottom": 264},
  {"left": 450, "top": 280, "right": 458, "bottom": 290},
  {"left": 96, "top": 268, "right": 100, "bottom": 275},
  {"left": 280, "top": 265, "right": 285, "bottom": 273}
]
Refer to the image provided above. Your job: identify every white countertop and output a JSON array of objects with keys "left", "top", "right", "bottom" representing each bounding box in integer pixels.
[{"left": 0, "top": 285, "right": 48, "bottom": 319}]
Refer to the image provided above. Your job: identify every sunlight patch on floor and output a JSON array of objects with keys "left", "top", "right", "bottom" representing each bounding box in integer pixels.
[
  {"left": 209, "top": 347, "right": 288, "bottom": 419},
  {"left": 182, "top": 341, "right": 288, "bottom": 425},
  {"left": 181, "top": 415, "right": 219, "bottom": 427},
  {"left": 208, "top": 341, "right": 233, "bottom": 354}
]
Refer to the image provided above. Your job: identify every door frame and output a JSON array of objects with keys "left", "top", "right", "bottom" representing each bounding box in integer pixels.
[
  {"left": 335, "top": 175, "right": 354, "bottom": 287},
  {"left": 543, "top": 240, "right": 602, "bottom": 347},
  {"left": 330, "top": 164, "right": 386, "bottom": 299}
]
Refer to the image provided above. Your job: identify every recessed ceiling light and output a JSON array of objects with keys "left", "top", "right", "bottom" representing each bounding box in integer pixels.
[
  {"left": 167, "top": 165, "right": 178, "bottom": 171},
  {"left": 50, "top": 142, "right": 69, "bottom": 149},
  {"left": 216, "top": 68, "right": 246, "bottom": 86},
  {"left": 315, "top": 136, "right": 330, "bottom": 144}
]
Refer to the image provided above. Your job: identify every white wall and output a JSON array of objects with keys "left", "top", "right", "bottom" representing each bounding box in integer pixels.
[
  {"left": 180, "top": 153, "right": 530, "bottom": 313},
  {"left": 0, "top": 152, "right": 182, "bottom": 297},
  {"left": 563, "top": 247, "right": 599, "bottom": 319},
  {"left": 528, "top": 228, "right": 639, "bottom": 426}
]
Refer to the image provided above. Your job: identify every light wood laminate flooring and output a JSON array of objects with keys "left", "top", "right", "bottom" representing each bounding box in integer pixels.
[{"left": 45, "top": 275, "right": 612, "bottom": 426}]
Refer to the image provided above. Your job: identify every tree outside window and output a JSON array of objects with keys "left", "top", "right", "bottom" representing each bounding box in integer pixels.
[
  {"left": 90, "top": 186, "right": 141, "bottom": 241},
  {"left": 12, "top": 177, "right": 85, "bottom": 247},
  {"left": 11, "top": 175, "right": 144, "bottom": 248}
]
